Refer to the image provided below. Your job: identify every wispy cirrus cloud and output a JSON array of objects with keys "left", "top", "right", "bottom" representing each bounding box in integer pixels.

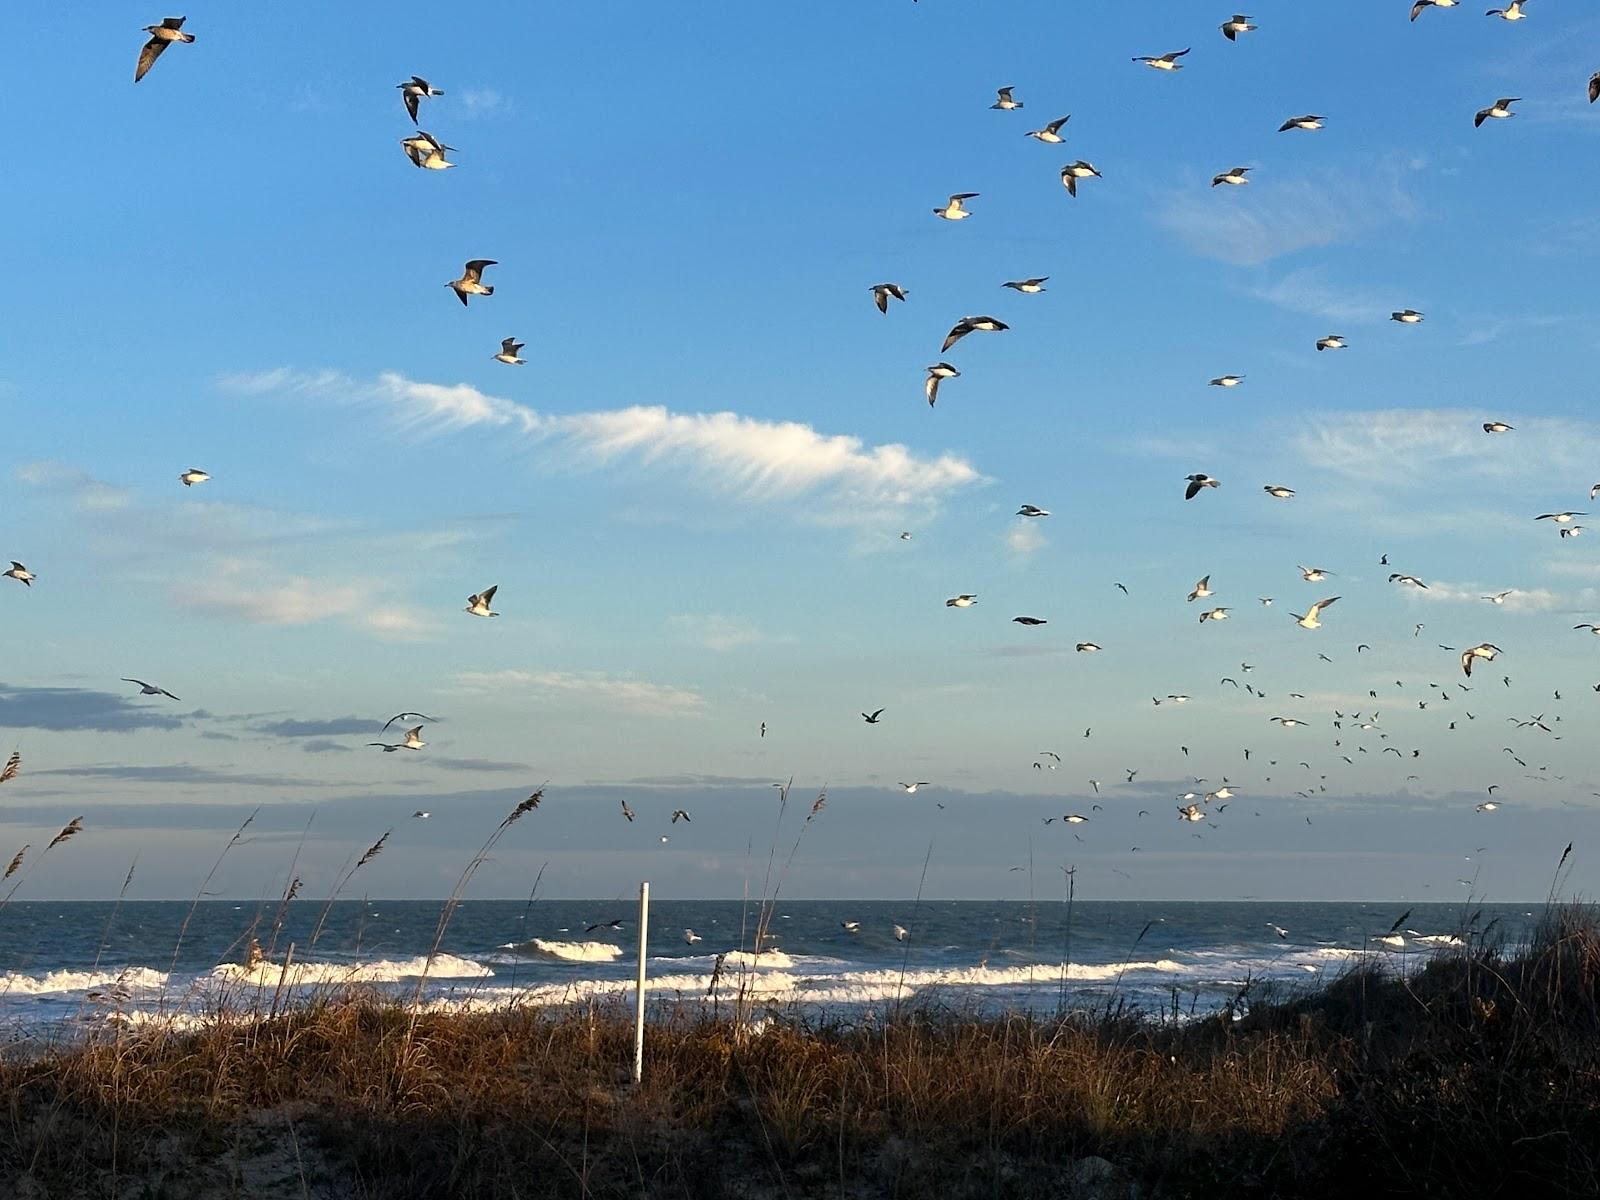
[
  {"left": 1406, "top": 581, "right": 1595, "bottom": 615},
  {"left": 451, "top": 669, "right": 706, "bottom": 717},
  {"left": 1291, "top": 409, "right": 1600, "bottom": 485},
  {"left": 668, "top": 613, "right": 765, "bottom": 652},
  {"left": 180, "top": 562, "right": 432, "bottom": 640},
  {"left": 13, "top": 462, "right": 131, "bottom": 511},
  {"left": 224, "top": 370, "right": 983, "bottom": 518},
  {"left": 1005, "top": 522, "right": 1047, "bottom": 556},
  {"left": 1154, "top": 158, "right": 1422, "bottom": 267},
  {"left": 1247, "top": 268, "right": 1408, "bottom": 325}
]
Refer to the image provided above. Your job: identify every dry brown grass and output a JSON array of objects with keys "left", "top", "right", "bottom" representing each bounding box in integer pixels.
[{"left": 0, "top": 910, "right": 1598, "bottom": 1198}]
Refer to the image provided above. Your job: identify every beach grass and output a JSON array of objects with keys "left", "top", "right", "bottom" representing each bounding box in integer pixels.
[{"left": 2, "top": 905, "right": 1599, "bottom": 1197}]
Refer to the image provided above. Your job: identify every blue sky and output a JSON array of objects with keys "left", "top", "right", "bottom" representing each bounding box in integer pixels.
[{"left": 3, "top": 2, "right": 1600, "bottom": 900}]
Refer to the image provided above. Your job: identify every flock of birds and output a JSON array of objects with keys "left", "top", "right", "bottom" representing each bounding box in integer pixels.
[{"left": 4, "top": 10, "right": 1598, "bottom": 940}]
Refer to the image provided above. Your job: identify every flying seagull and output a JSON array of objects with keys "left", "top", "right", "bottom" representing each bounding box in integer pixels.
[
  {"left": 1483, "top": 591, "right": 1513, "bottom": 605},
  {"left": 1210, "top": 374, "right": 1245, "bottom": 387},
  {"left": 1016, "top": 504, "right": 1050, "bottom": 517},
  {"left": 135, "top": 17, "right": 194, "bottom": 83},
  {"left": 1060, "top": 161, "right": 1102, "bottom": 196},
  {"left": 862, "top": 709, "right": 885, "bottom": 724},
  {"left": 683, "top": 929, "right": 702, "bottom": 944},
  {"left": 620, "top": 800, "right": 635, "bottom": 823},
  {"left": 122, "top": 677, "right": 180, "bottom": 701},
  {"left": 1185, "top": 474, "right": 1220, "bottom": 499},
  {"left": 1212, "top": 166, "right": 1251, "bottom": 186},
  {"left": 1486, "top": 2, "right": 1527, "bottom": 20},
  {"left": 1389, "top": 573, "right": 1429, "bottom": 589},
  {"left": 1199, "top": 608, "right": 1231, "bottom": 623},
  {"left": 1133, "top": 49, "right": 1190, "bottom": 71},
  {"left": 1076, "top": 642, "right": 1101, "bottom": 652},
  {"left": 871, "top": 283, "right": 908, "bottom": 313},
  {"left": 397, "top": 725, "right": 426, "bottom": 750},
  {"left": 933, "top": 193, "right": 979, "bottom": 220},
  {"left": 898, "top": 782, "right": 930, "bottom": 793},
  {"left": 1264, "top": 485, "right": 1295, "bottom": 499},
  {"left": 412, "top": 811, "right": 431, "bottom": 819},
  {"left": 493, "top": 337, "right": 525, "bottom": 365},
  {"left": 1391, "top": 309, "right": 1425, "bottom": 324},
  {"left": 1013, "top": 616, "right": 1048, "bottom": 626},
  {"left": 946, "top": 594, "right": 978, "bottom": 608},
  {"left": 1003, "top": 278, "right": 1049, "bottom": 294},
  {"left": 1025, "top": 116, "right": 1070, "bottom": 143},
  {"left": 1293, "top": 596, "right": 1340, "bottom": 630},
  {"left": 398, "top": 76, "right": 444, "bottom": 123},
  {"left": 1411, "top": 0, "right": 1459, "bottom": 18},
  {"left": 1475, "top": 97, "right": 1519, "bottom": 126},
  {"left": 401, "top": 130, "right": 454, "bottom": 170},
  {"left": 1279, "top": 115, "right": 1326, "bottom": 132},
  {"left": 4, "top": 562, "right": 34, "bottom": 587},
  {"left": 447, "top": 260, "right": 497, "bottom": 306},
  {"left": 179, "top": 468, "right": 210, "bottom": 487},
  {"left": 942, "top": 316, "right": 1007, "bottom": 352},
  {"left": 1536, "top": 512, "right": 1585, "bottom": 524},
  {"left": 924, "top": 362, "right": 959, "bottom": 407},
  {"left": 1462, "top": 644, "right": 1501, "bottom": 677},
  {"left": 1483, "top": 421, "right": 1513, "bottom": 433},
  {"left": 1220, "top": 15, "right": 1256, "bottom": 40},
  {"left": 671, "top": 809, "right": 691, "bottom": 823},
  {"left": 465, "top": 585, "right": 499, "bottom": 617},
  {"left": 1188, "top": 575, "right": 1213, "bottom": 602},
  {"left": 382, "top": 711, "right": 440, "bottom": 731},
  {"left": 1316, "top": 334, "right": 1347, "bottom": 351},
  {"left": 991, "top": 86, "right": 1024, "bottom": 110},
  {"left": 894, "top": 924, "right": 909, "bottom": 941}
]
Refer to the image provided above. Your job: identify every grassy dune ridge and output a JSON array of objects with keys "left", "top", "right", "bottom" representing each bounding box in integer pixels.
[{"left": 2, "top": 906, "right": 1599, "bottom": 1197}]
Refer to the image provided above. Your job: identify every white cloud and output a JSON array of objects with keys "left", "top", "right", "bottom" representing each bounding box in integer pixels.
[
  {"left": 224, "top": 370, "right": 984, "bottom": 518},
  {"left": 668, "top": 613, "right": 765, "bottom": 651},
  {"left": 180, "top": 566, "right": 432, "bottom": 639},
  {"left": 1292, "top": 409, "right": 1600, "bottom": 485},
  {"left": 1006, "top": 522, "right": 1047, "bottom": 556},
  {"left": 1407, "top": 581, "right": 1593, "bottom": 614},
  {"left": 15, "top": 461, "right": 132, "bottom": 511},
  {"left": 451, "top": 670, "right": 706, "bottom": 717},
  {"left": 458, "top": 87, "right": 509, "bottom": 116},
  {"left": 1247, "top": 268, "right": 1405, "bottom": 325},
  {"left": 1154, "top": 159, "right": 1420, "bottom": 267}
]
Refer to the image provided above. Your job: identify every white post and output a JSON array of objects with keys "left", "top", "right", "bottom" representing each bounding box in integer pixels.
[{"left": 633, "top": 880, "right": 649, "bottom": 1084}]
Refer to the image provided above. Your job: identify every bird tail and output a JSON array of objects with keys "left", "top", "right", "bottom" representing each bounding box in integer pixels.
[{"left": 482, "top": 285, "right": 495, "bottom": 296}]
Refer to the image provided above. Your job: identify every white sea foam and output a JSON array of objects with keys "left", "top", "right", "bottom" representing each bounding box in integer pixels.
[
  {"left": 0, "top": 967, "right": 169, "bottom": 997},
  {"left": 514, "top": 939, "right": 626, "bottom": 963},
  {"left": 209, "top": 953, "right": 493, "bottom": 988}
]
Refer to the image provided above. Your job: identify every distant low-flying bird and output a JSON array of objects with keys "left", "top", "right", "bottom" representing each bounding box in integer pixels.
[
  {"left": 465, "top": 585, "right": 499, "bottom": 617},
  {"left": 871, "top": 282, "right": 908, "bottom": 313},
  {"left": 1270, "top": 716, "right": 1306, "bottom": 728},
  {"left": 1561, "top": 526, "right": 1587, "bottom": 539},
  {"left": 946, "top": 594, "right": 978, "bottom": 608},
  {"left": 942, "top": 315, "right": 1007, "bottom": 352},
  {"left": 447, "top": 260, "right": 497, "bottom": 306},
  {"left": 683, "top": 928, "right": 702, "bottom": 944},
  {"left": 179, "top": 468, "right": 210, "bottom": 487},
  {"left": 671, "top": 809, "right": 691, "bottom": 823},
  {"left": 862, "top": 709, "right": 885, "bottom": 723},
  {"left": 1483, "top": 421, "right": 1513, "bottom": 433},
  {"left": 898, "top": 781, "right": 930, "bottom": 793},
  {"left": 1210, "top": 374, "right": 1245, "bottom": 387},
  {"left": 924, "top": 362, "right": 959, "bottom": 407},
  {"left": 1188, "top": 575, "right": 1213, "bottom": 602},
  {"left": 1200, "top": 607, "right": 1231, "bottom": 623},
  {"left": 1316, "top": 334, "right": 1347, "bottom": 351},
  {"left": 1133, "top": 48, "right": 1190, "bottom": 71},
  {"left": 586, "top": 919, "right": 623, "bottom": 933},
  {"left": 1063, "top": 813, "right": 1088, "bottom": 824},
  {"left": 1486, "top": 1, "right": 1527, "bottom": 20},
  {"left": 1211, "top": 166, "right": 1251, "bottom": 186},
  {"left": 1298, "top": 565, "right": 1332, "bottom": 582},
  {"left": 841, "top": 921, "right": 861, "bottom": 933},
  {"left": 493, "top": 337, "right": 525, "bottom": 365},
  {"left": 1013, "top": 616, "right": 1048, "bottom": 626},
  {"left": 412, "top": 810, "right": 431, "bottom": 819},
  {"left": 1076, "top": 642, "right": 1101, "bottom": 652},
  {"left": 1017, "top": 504, "right": 1051, "bottom": 517},
  {"left": 367, "top": 741, "right": 406, "bottom": 753},
  {"left": 1537, "top": 511, "right": 1585, "bottom": 524},
  {"left": 1293, "top": 596, "right": 1340, "bottom": 630},
  {"left": 1185, "top": 474, "right": 1220, "bottom": 500},
  {"left": 1263, "top": 485, "right": 1295, "bottom": 499},
  {"left": 401, "top": 130, "right": 454, "bottom": 169},
  {"left": 135, "top": 17, "right": 194, "bottom": 83},
  {"left": 1389, "top": 573, "right": 1429, "bottom": 589},
  {"left": 1060, "top": 161, "right": 1102, "bottom": 196},
  {"left": 991, "top": 86, "right": 1024, "bottom": 110},
  {"left": 620, "top": 800, "right": 635, "bottom": 823},
  {"left": 1574, "top": 624, "right": 1600, "bottom": 635},
  {"left": 1462, "top": 643, "right": 1501, "bottom": 677},
  {"left": 1476, "top": 801, "right": 1500, "bottom": 812},
  {"left": 933, "top": 193, "right": 979, "bottom": 220},
  {"left": 1484, "top": 591, "right": 1513, "bottom": 605},
  {"left": 122, "top": 677, "right": 180, "bottom": 700},
  {"left": 1475, "top": 97, "right": 1519, "bottom": 126},
  {"left": 1391, "top": 309, "right": 1425, "bottom": 324},
  {"left": 5, "top": 561, "right": 35, "bottom": 586},
  {"left": 1411, "top": 0, "right": 1459, "bottom": 19},
  {"left": 894, "top": 924, "right": 909, "bottom": 941},
  {"left": 1003, "top": 277, "right": 1049, "bottom": 294},
  {"left": 1025, "top": 116, "right": 1071, "bottom": 143},
  {"left": 398, "top": 76, "right": 444, "bottom": 123},
  {"left": 1221, "top": 14, "right": 1257, "bottom": 40},
  {"left": 396, "top": 725, "right": 425, "bottom": 750}
]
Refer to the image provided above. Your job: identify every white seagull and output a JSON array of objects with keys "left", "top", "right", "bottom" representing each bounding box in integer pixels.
[
  {"left": 1411, "top": 0, "right": 1459, "bottom": 18},
  {"left": 942, "top": 316, "right": 1008, "bottom": 352},
  {"left": 447, "top": 260, "right": 497, "bottom": 306},
  {"left": 1209, "top": 374, "right": 1245, "bottom": 387},
  {"left": 465, "top": 585, "right": 499, "bottom": 617},
  {"left": 991, "top": 86, "right": 1023, "bottom": 110},
  {"left": 1485, "top": 2, "right": 1527, "bottom": 20},
  {"left": 1391, "top": 309, "right": 1425, "bottom": 324},
  {"left": 1220, "top": 15, "right": 1256, "bottom": 40},
  {"left": 135, "top": 17, "right": 194, "bottom": 84},
  {"left": 871, "top": 283, "right": 908, "bottom": 313},
  {"left": 1461, "top": 644, "right": 1501, "bottom": 677},
  {"left": 1316, "top": 334, "right": 1347, "bottom": 351},
  {"left": 1060, "top": 161, "right": 1102, "bottom": 196},
  {"left": 1025, "top": 116, "right": 1070, "bottom": 143},
  {"left": 398, "top": 76, "right": 444, "bottom": 123},
  {"left": 1292, "top": 596, "right": 1340, "bottom": 630},
  {"left": 933, "top": 193, "right": 979, "bottom": 220},
  {"left": 1475, "top": 97, "right": 1519, "bottom": 126},
  {"left": 1188, "top": 575, "right": 1213, "bottom": 602},
  {"left": 122, "top": 677, "right": 180, "bottom": 700},
  {"left": 493, "top": 338, "right": 525, "bottom": 365},
  {"left": 401, "top": 130, "right": 454, "bottom": 170},
  {"left": 1133, "top": 49, "right": 1190, "bottom": 71},
  {"left": 1298, "top": 565, "right": 1332, "bottom": 582},
  {"left": 1185, "top": 474, "right": 1220, "bottom": 499},
  {"left": 1003, "top": 277, "right": 1048, "bottom": 294},
  {"left": 924, "top": 362, "right": 959, "bottom": 407},
  {"left": 1483, "top": 421, "right": 1514, "bottom": 433},
  {"left": 1016, "top": 504, "right": 1051, "bottom": 517},
  {"left": 179, "top": 468, "right": 210, "bottom": 487},
  {"left": 945, "top": 594, "right": 978, "bottom": 608},
  {"left": 1279, "top": 115, "right": 1325, "bottom": 132},
  {"left": 1211, "top": 166, "right": 1251, "bottom": 187},
  {"left": 1264, "top": 485, "right": 1295, "bottom": 499},
  {"left": 4, "top": 562, "right": 34, "bottom": 587}
]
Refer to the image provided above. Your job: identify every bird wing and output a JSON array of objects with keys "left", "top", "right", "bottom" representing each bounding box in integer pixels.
[
  {"left": 404, "top": 90, "right": 420, "bottom": 122},
  {"left": 1309, "top": 596, "right": 1340, "bottom": 617},
  {"left": 1185, "top": 480, "right": 1203, "bottom": 499},
  {"left": 1047, "top": 116, "right": 1069, "bottom": 133},
  {"left": 941, "top": 323, "right": 970, "bottom": 352},
  {"left": 463, "top": 259, "right": 496, "bottom": 281},
  {"left": 135, "top": 35, "right": 168, "bottom": 83},
  {"left": 480, "top": 585, "right": 497, "bottom": 604},
  {"left": 160, "top": 688, "right": 181, "bottom": 701},
  {"left": 950, "top": 192, "right": 979, "bottom": 201},
  {"left": 874, "top": 288, "right": 888, "bottom": 314}
]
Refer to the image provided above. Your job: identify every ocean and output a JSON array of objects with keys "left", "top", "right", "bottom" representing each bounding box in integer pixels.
[{"left": 0, "top": 899, "right": 1543, "bottom": 1037}]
